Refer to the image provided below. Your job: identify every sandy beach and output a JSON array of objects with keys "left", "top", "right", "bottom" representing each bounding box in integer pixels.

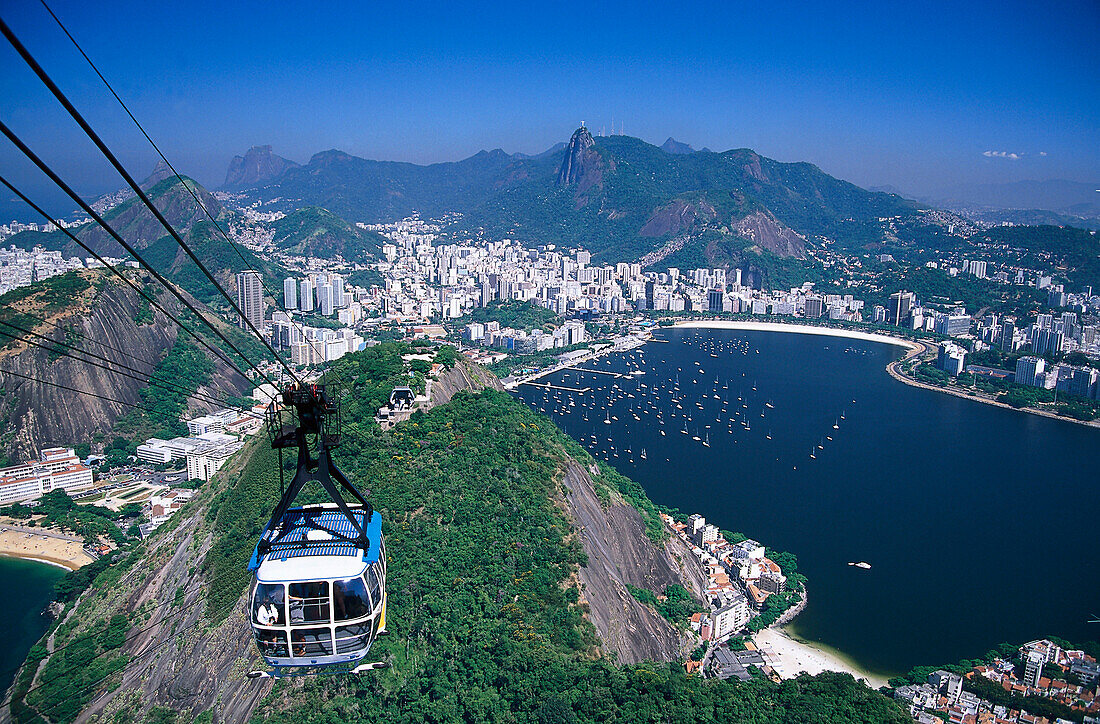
[
  {"left": 753, "top": 627, "right": 887, "bottom": 689},
  {"left": 674, "top": 319, "right": 920, "bottom": 351},
  {"left": 0, "top": 527, "right": 93, "bottom": 571}
]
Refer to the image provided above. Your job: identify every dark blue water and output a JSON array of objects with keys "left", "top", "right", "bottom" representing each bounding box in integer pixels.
[
  {"left": 515, "top": 327, "right": 1100, "bottom": 676},
  {"left": 1, "top": 556, "right": 64, "bottom": 695}
]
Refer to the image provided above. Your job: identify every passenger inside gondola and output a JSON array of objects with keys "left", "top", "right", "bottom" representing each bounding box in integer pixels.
[
  {"left": 288, "top": 581, "right": 330, "bottom": 623},
  {"left": 333, "top": 577, "right": 371, "bottom": 620},
  {"left": 253, "top": 583, "right": 285, "bottom": 626},
  {"left": 257, "top": 630, "right": 289, "bottom": 657}
]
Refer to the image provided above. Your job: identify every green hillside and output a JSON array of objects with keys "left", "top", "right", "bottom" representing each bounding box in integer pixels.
[
  {"left": 205, "top": 347, "right": 905, "bottom": 723},
  {"left": 12, "top": 344, "right": 907, "bottom": 722},
  {"left": 271, "top": 206, "right": 384, "bottom": 262}
]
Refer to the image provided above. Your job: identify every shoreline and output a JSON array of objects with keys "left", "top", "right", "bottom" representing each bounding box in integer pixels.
[
  {"left": 754, "top": 626, "right": 889, "bottom": 689},
  {"left": 0, "top": 552, "right": 75, "bottom": 571},
  {"left": 671, "top": 319, "right": 919, "bottom": 351},
  {"left": 673, "top": 319, "right": 1100, "bottom": 430},
  {"left": 0, "top": 529, "right": 92, "bottom": 572}
]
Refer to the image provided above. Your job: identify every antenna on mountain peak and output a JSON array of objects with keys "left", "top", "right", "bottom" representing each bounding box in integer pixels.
[{"left": 581, "top": 120, "right": 585, "bottom": 128}]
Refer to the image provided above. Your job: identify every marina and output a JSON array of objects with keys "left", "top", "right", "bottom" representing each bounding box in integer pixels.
[{"left": 514, "top": 325, "right": 1100, "bottom": 675}]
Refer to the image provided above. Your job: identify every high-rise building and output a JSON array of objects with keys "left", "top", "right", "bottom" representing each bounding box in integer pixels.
[
  {"left": 331, "top": 275, "right": 345, "bottom": 308},
  {"left": 804, "top": 296, "right": 824, "bottom": 319},
  {"left": 319, "top": 283, "right": 334, "bottom": 316},
  {"left": 1024, "top": 651, "right": 1044, "bottom": 688},
  {"left": 235, "top": 270, "right": 264, "bottom": 330},
  {"left": 299, "top": 279, "right": 314, "bottom": 312},
  {"left": 1000, "top": 320, "right": 1016, "bottom": 352},
  {"left": 937, "top": 342, "right": 967, "bottom": 376},
  {"left": 283, "top": 277, "right": 297, "bottom": 310},
  {"left": 1015, "top": 356, "right": 1045, "bottom": 387},
  {"left": 935, "top": 313, "right": 971, "bottom": 337},
  {"left": 708, "top": 288, "right": 724, "bottom": 313},
  {"left": 1032, "top": 327, "right": 1064, "bottom": 356},
  {"left": 888, "top": 291, "right": 915, "bottom": 326}
]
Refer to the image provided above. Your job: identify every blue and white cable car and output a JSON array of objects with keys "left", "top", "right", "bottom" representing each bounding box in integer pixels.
[{"left": 246, "top": 384, "right": 388, "bottom": 679}]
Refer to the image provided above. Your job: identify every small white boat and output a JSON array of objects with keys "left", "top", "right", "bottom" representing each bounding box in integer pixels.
[{"left": 848, "top": 562, "right": 871, "bottom": 569}]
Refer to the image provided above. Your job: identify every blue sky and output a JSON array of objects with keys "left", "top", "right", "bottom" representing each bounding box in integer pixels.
[{"left": 1, "top": 0, "right": 1097, "bottom": 219}]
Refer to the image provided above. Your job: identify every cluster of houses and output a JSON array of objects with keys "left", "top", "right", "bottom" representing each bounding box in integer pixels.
[
  {"left": 661, "top": 512, "right": 790, "bottom": 650},
  {"left": 137, "top": 488, "right": 195, "bottom": 538},
  {"left": 895, "top": 639, "right": 1100, "bottom": 723}
]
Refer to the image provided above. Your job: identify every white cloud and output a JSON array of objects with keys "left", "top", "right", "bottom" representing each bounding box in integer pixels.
[
  {"left": 1039, "top": 151, "right": 1048, "bottom": 156},
  {"left": 983, "top": 150, "right": 1021, "bottom": 159}
]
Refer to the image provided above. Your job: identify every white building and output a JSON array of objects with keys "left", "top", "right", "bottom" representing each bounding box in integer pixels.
[
  {"left": 283, "top": 277, "right": 298, "bottom": 310},
  {"left": 710, "top": 595, "right": 750, "bottom": 643},
  {"left": 0, "top": 447, "right": 94, "bottom": 504}
]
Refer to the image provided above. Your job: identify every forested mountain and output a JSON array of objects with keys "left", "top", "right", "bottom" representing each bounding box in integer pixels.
[
  {"left": 271, "top": 206, "right": 386, "bottom": 263},
  {"left": 235, "top": 147, "right": 528, "bottom": 220},
  {"left": 7, "top": 346, "right": 908, "bottom": 723},
  {"left": 226, "top": 129, "right": 921, "bottom": 273}
]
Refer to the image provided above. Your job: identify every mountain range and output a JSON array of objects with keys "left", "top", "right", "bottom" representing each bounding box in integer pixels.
[{"left": 223, "top": 128, "right": 924, "bottom": 280}]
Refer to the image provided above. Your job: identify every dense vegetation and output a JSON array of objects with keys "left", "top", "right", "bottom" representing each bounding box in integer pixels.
[
  {"left": 0, "top": 489, "right": 139, "bottom": 546},
  {"left": 271, "top": 206, "right": 384, "bottom": 262},
  {"left": 457, "top": 299, "right": 562, "bottom": 331},
  {"left": 627, "top": 583, "right": 704, "bottom": 627},
  {"left": 110, "top": 338, "right": 214, "bottom": 447}
]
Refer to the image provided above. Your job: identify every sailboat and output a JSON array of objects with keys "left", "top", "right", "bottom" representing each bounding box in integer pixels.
[
  {"left": 833, "top": 419, "right": 840, "bottom": 430},
  {"left": 809, "top": 447, "right": 816, "bottom": 460},
  {"left": 702, "top": 433, "right": 710, "bottom": 447},
  {"left": 765, "top": 400, "right": 774, "bottom": 409},
  {"left": 604, "top": 410, "right": 611, "bottom": 424},
  {"left": 640, "top": 448, "right": 647, "bottom": 460}
]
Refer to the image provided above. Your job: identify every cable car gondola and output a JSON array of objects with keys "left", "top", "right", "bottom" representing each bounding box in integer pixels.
[{"left": 246, "top": 383, "right": 388, "bottom": 679}]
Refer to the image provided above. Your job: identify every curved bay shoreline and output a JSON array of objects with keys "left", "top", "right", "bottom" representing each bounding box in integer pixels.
[{"left": 672, "top": 319, "right": 1100, "bottom": 430}]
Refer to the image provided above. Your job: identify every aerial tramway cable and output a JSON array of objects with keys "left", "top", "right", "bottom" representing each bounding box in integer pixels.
[
  {"left": 1, "top": 14, "right": 301, "bottom": 386},
  {"left": 0, "top": 130, "right": 280, "bottom": 391},
  {"left": 2, "top": 312, "right": 164, "bottom": 370},
  {"left": 0, "top": 366, "right": 164, "bottom": 412},
  {"left": 35, "top": 0, "right": 338, "bottom": 378},
  {"left": 0, "top": 173, "right": 264, "bottom": 387},
  {"left": 0, "top": 319, "right": 238, "bottom": 409}
]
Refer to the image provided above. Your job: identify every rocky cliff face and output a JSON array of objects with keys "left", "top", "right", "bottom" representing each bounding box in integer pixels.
[
  {"left": 639, "top": 199, "right": 718, "bottom": 238},
  {"left": 557, "top": 126, "right": 607, "bottom": 200},
  {"left": 0, "top": 274, "right": 249, "bottom": 462},
  {"left": 733, "top": 210, "right": 807, "bottom": 258},
  {"left": 224, "top": 146, "right": 298, "bottom": 190},
  {"left": 429, "top": 357, "right": 504, "bottom": 407},
  {"left": 556, "top": 460, "right": 706, "bottom": 664}
]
